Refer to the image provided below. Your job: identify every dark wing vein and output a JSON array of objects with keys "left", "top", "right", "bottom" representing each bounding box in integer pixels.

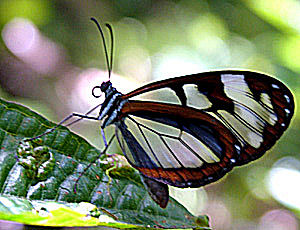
[{"left": 130, "top": 116, "right": 164, "bottom": 168}]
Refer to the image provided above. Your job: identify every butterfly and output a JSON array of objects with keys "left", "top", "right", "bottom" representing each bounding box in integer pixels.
[{"left": 27, "top": 18, "right": 295, "bottom": 208}]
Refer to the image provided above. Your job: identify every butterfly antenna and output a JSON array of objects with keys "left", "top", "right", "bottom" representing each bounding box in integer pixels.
[
  {"left": 90, "top": 17, "right": 113, "bottom": 79},
  {"left": 105, "top": 23, "right": 114, "bottom": 79}
]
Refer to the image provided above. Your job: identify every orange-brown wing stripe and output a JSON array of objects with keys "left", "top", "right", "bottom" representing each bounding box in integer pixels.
[{"left": 136, "top": 163, "right": 232, "bottom": 188}]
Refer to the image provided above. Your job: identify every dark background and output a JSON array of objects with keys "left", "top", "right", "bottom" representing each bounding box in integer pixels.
[{"left": 0, "top": 1, "right": 299, "bottom": 229}]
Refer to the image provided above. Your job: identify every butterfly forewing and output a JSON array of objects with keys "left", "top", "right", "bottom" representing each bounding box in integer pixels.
[{"left": 117, "top": 70, "right": 294, "bottom": 186}]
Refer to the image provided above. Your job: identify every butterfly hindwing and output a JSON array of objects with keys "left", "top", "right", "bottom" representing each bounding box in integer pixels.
[
  {"left": 116, "top": 101, "right": 241, "bottom": 188},
  {"left": 140, "top": 175, "right": 169, "bottom": 208}
]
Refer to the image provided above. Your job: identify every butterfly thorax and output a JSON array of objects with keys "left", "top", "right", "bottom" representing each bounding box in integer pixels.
[{"left": 98, "top": 81, "right": 127, "bottom": 128}]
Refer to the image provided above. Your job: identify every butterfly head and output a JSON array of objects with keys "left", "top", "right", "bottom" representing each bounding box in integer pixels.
[
  {"left": 100, "top": 81, "right": 112, "bottom": 92},
  {"left": 91, "top": 81, "right": 112, "bottom": 99}
]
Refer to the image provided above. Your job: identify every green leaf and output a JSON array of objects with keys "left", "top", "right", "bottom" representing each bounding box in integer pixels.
[{"left": 0, "top": 98, "right": 210, "bottom": 229}]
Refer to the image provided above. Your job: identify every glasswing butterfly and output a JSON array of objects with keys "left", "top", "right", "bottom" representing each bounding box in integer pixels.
[{"left": 26, "top": 18, "right": 294, "bottom": 208}]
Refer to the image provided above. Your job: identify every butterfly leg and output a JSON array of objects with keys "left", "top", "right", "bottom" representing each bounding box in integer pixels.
[
  {"left": 74, "top": 134, "right": 115, "bottom": 193},
  {"left": 100, "top": 127, "right": 108, "bottom": 147},
  {"left": 24, "top": 103, "right": 102, "bottom": 142},
  {"left": 103, "top": 159, "right": 117, "bottom": 202},
  {"left": 65, "top": 102, "right": 102, "bottom": 126}
]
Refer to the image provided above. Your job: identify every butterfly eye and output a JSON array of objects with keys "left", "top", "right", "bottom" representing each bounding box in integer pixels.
[{"left": 100, "top": 81, "right": 112, "bottom": 92}]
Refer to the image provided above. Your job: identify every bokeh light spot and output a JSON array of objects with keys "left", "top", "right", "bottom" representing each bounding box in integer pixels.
[
  {"left": 152, "top": 46, "right": 206, "bottom": 80},
  {"left": 2, "top": 18, "right": 37, "bottom": 55},
  {"left": 267, "top": 157, "right": 300, "bottom": 210},
  {"left": 2, "top": 18, "right": 64, "bottom": 75},
  {"left": 62, "top": 68, "right": 139, "bottom": 113},
  {"left": 118, "top": 45, "right": 151, "bottom": 82},
  {"left": 258, "top": 209, "right": 298, "bottom": 230}
]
